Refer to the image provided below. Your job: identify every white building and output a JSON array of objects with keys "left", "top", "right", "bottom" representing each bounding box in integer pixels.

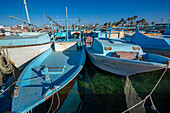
[{"left": 0, "top": 25, "right": 4, "bottom": 29}]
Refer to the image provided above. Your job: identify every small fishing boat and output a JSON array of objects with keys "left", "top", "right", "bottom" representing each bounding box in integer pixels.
[
  {"left": 11, "top": 39, "right": 86, "bottom": 112},
  {"left": 11, "top": 7, "right": 86, "bottom": 112},
  {"left": 0, "top": 32, "right": 52, "bottom": 70},
  {"left": 131, "top": 25, "right": 170, "bottom": 57},
  {"left": 85, "top": 38, "right": 170, "bottom": 76}
]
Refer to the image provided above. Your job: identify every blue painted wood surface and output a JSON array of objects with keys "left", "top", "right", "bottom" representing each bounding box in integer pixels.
[{"left": 11, "top": 40, "right": 86, "bottom": 112}]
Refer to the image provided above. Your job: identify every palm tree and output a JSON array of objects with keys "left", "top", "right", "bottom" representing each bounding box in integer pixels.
[
  {"left": 112, "top": 22, "right": 116, "bottom": 26},
  {"left": 131, "top": 17, "right": 134, "bottom": 24},
  {"left": 104, "top": 23, "right": 108, "bottom": 27},
  {"left": 116, "top": 21, "right": 121, "bottom": 26},
  {"left": 120, "top": 18, "right": 124, "bottom": 22},
  {"left": 127, "top": 17, "right": 131, "bottom": 26},
  {"left": 136, "top": 20, "right": 140, "bottom": 25},
  {"left": 123, "top": 20, "right": 127, "bottom": 26},
  {"left": 151, "top": 21, "right": 155, "bottom": 25},
  {"left": 108, "top": 22, "right": 112, "bottom": 27},
  {"left": 141, "top": 19, "right": 146, "bottom": 25},
  {"left": 134, "top": 15, "right": 138, "bottom": 23},
  {"left": 130, "top": 21, "right": 133, "bottom": 25}
]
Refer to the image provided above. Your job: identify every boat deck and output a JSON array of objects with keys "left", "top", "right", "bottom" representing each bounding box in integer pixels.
[
  {"left": 12, "top": 48, "right": 84, "bottom": 113},
  {"left": 97, "top": 38, "right": 133, "bottom": 45},
  {"left": 92, "top": 38, "right": 143, "bottom": 55}
]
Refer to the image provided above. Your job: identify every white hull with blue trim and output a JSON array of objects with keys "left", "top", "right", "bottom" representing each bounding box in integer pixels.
[
  {"left": 0, "top": 32, "right": 52, "bottom": 70},
  {"left": 86, "top": 38, "right": 170, "bottom": 76}
]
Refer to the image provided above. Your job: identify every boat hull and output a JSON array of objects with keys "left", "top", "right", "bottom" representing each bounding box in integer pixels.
[
  {"left": 142, "top": 47, "right": 170, "bottom": 58},
  {"left": 5, "top": 42, "right": 52, "bottom": 70},
  {"left": 11, "top": 41, "right": 86, "bottom": 113},
  {"left": 86, "top": 48, "right": 168, "bottom": 76}
]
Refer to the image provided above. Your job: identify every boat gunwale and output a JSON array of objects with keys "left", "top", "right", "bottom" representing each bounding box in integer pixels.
[
  {"left": 86, "top": 47, "right": 169, "bottom": 68},
  {"left": 2, "top": 41, "right": 52, "bottom": 48}
]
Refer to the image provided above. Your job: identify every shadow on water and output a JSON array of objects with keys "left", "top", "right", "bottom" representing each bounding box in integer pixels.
[
  {"left": 78, "top": 57, "right": 127, "bottom": 113},
  {"left": 128, "top": 71, "right": 170, "bottom": 113},
  {"left": 77, "top": 57, "right": 170, "bottom": 113}
]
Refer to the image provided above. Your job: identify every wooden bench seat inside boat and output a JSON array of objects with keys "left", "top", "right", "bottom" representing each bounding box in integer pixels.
[{"left": 111, "top": 51, "right": 139, "bottom": 59}]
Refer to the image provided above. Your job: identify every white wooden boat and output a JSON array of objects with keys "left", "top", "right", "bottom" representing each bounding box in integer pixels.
[
  {"left": 0, "top": 32, "right": 52, "bottom": 70},
  {"left": 85, "top": 38, "right": 170, "bottom": 76}
]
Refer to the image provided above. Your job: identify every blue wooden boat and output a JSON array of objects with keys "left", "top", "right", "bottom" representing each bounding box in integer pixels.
[
  {"left": 130, "top": 25, "right": 170, "bottom": 57},
  {"left": 11, "top": 38, "right": 86, "bottom": 112},
  {"left": 163, "top": 26, "right": 170, "bottom": 35},
  {"left": 85, "top": 38, "right": 170, "bottom": 76}
]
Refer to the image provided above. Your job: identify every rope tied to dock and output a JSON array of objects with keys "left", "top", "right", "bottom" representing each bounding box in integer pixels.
[{"left": 122, "top": 62, "right": 169, "bottom": 113}]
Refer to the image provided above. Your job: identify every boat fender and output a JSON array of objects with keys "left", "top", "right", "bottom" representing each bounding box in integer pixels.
[
  {"left": 133, "top": 47, "right": 140, "bottom": 50},
  {"left": 104, "top": 47, "right": 112, "bottom": 51}
]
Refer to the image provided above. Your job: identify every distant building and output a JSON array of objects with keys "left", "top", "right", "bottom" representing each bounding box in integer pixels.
[
  {"left": 0, "top": 25, "right": 4, "bottom": 29},
  {"left": 155, "top": 23, "right": 169, "bottom": 25}
]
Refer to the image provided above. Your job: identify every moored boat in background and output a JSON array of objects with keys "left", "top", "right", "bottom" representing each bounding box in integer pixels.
[
  {"left": 130, "top": 25, "right": 170, "bottom": 57},
  {"left": 85, "top": 37, "right": 170, "bottom": 76}
]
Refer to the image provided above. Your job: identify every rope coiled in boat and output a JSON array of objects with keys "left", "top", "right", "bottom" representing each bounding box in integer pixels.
[{"left": 0, "top": 46, "right": 13, "bottom": 75}]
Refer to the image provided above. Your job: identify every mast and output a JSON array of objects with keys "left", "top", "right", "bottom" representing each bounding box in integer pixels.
[
  {"left": 66, "top": 7, "right": 68, "bottom": 41},
  {"left": 23, "top": 0, "right": 31, "bottom": 24}
]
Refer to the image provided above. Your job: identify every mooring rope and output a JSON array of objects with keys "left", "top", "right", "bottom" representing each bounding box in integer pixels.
[
  {"left": 0, "top": 75, "right": 45, "bottom": 96},
  {"left": 52, "top": 91, "right": 60, "bottom": 113},
  {"left": 47, "top": 92, "right": 55, "bottom": 113},
  {"left": 122, "top": 63, "right": 169, "bottom": 113}
]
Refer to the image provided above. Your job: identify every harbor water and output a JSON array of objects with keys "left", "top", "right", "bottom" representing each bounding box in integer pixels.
[
  {"left": 0, "top": 58, "right": 170, "bottom": 113},
  {"left": 47, "top": 57, "right": 170, "bottom": 113}
]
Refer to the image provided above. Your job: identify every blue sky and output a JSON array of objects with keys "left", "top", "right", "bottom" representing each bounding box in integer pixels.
[{"left": 0, "top": 0, "right": 170, "bottom": 27}]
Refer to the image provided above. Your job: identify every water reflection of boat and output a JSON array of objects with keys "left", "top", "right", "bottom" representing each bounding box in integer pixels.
[
  {"left": 34, "top": 77, "right": 82, "bottom": 113},
  {"left": 83, "top": 60, "right": 127, "bottom": 113},
  {"left": 124, "top": 77, "right": 146, "bottom": 113},
  {"left": 125, "top": 71, "right": 170, "bottom": 113}
]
